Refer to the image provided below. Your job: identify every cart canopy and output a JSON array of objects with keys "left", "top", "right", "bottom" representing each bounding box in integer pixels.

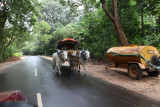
[{"left": 56, "top": 38, "right": 79, "bottom": 50}]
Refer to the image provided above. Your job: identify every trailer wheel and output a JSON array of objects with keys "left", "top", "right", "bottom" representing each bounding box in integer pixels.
[
  {"left": 147, "top": 71, "right": 159, "bottom": 77},
  {"left": 128, "top": 64, "right": 142, "bottom": 80}
]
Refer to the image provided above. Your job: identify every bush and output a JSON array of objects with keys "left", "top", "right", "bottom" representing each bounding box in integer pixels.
[{"left": 13, "top": 52, "right": 23, "bottom": 57}]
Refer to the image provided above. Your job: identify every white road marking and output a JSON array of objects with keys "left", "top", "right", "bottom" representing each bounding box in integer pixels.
[
  {"left": 37, "top": 93, "right": 43, "bottom": 107},
  {"left": 35, "top": 68, "right": 37, "bottom": 76}
]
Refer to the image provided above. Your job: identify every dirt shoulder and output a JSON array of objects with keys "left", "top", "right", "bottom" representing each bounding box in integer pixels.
[
  {"left": 42, "top": 56, "right": 160, "bottom": 102},
  {"left": 0, "top": 56, "right": 27, "bottom": 71}
]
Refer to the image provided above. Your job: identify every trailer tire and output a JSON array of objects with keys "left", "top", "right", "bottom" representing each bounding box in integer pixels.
[
  {"left": 147, "top": 71, "right": 159, "bottom": 77},
  {"left": 128, "top": 64, "right": 143, "bottom": 80},
  {"left": 150, "top": 55, "right": 158, "bottom": 65}
]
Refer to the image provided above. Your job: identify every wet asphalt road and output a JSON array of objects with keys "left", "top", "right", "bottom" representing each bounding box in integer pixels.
[{"left": 0, "top": 56, "right": 160, "bottom": 107}]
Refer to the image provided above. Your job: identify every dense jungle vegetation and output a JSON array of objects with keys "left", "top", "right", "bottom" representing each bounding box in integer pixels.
[{"left": 0, "top": 0, "right": 160, "bottom": 62}]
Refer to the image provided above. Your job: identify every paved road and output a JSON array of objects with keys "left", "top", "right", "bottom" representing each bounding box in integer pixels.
[{"left": 0, "top": 56, "right": 160, "bottom": 107}]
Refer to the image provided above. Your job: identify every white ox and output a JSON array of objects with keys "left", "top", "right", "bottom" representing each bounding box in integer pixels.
[
  {"left": 78, "top": 50, "right": 90, "bottom": 75},
  {"left": 52, "top": 50, "right": 68, "bottom": 75},
  {"left": 68, "top": 50, "right": 90, "bottom": 76}
]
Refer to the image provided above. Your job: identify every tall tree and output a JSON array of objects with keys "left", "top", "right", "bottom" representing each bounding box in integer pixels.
[
  {"left": 33, "top": 21, "right": 52, "bottom": 55},
  {"left": 58, "top": 0, "right": 128, "bottom": 46},
  {"left": 141, "top": 0, "right": 144, "bottom": 37},
  {"left": 100, "top": 0, "right": 128, "bottom": 46},
  {"left": 40, "top": 1, "right": 75, "bottom": 32},
  {"left": 134, "top": 0, "right": 160, "bottom": 43},
  {"left": 0, "top": 0, "right": 39, "bottom": 62}
]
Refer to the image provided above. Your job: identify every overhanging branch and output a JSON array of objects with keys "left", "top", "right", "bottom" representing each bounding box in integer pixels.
[
  {"left": 100, "top": 0, "right": 115, "bottom": 22},
  {"left": 5, "top": 36, "right": 18, "bottom": 49}
]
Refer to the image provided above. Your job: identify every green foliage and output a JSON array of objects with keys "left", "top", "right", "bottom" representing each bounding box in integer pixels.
[
  {"left": 34, "top": 21, "right": 50, "bottom": 34},
  {"left": 42, "top": 34, "right": 52, "bottom": 44},
  {"left": 22, "top": 42, "right": 37, "bottom": 55},
  {"left": 53, "top": 23, "right": 84, "bottom": 40},
  {"left": 21, "top": 0, "right": 76, "bottom": 56},
  {"left": 40, "top": 0, "right": 75, "bottom": 31},
  {"left": 39, "top": 21, "right": 51, "bottom": 33},
  {"left": 117, "top": 0, "right": 141, "bottom": 43},
  {"left": 0, "top": 0, "right": 40, "bottom": 62},
  {"left": 22, "top": 21, "right": 52, "bottom": 55},
  {"left": 3, "top": 0, "right": 159, "bottom": 61},
  {"left": 41, "top": 23, "right": 85, "bottom": 55},
  {"left": 131, "top": 0, "right": 160, "bottom": 48},
  {"left": 13, "top": 52, "right": 23, "bottom": 57},
  {"left": 79, "top": 9, "right": 119, "bottom": 59}
]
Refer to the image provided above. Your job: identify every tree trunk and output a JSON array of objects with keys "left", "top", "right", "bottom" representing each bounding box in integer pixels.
[
  {"left": 141, "top": 0, "right": 144, "bottom": 37},
  {"left": 100, "top": 0, "right": 128, "bottom": 46},
  {"left": 2, "top": 48, "right": 6, "bottom": 62},
  {"left": 113, "top": 20, "right": 128, "bottom": 46},
  {"left": 0, "top": 0, "right": 8, "bottom": 39},
  {"left": 0, "top": 1, "right": 8, "bottom": 62}
]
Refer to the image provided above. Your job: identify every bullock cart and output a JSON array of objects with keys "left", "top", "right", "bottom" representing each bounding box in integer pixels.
[
  {"left": 106, "top": 45, "right": 160, "bottom": 80},
  {"left": 56, "top": 38, "right": 90, "bottom": 75},
  {"left": 56, "top": 38, "right": 80, "bottom": 71}
]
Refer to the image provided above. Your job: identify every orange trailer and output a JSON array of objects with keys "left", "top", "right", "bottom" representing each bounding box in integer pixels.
[{"left": 106, "top": 45, "right": 160, "bottom": 79}]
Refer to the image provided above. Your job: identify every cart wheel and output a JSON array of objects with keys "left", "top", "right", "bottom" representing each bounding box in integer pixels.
[
  {"left": 147, "top": 71, "right": 159, "bottom": 77},
  {"left": 128, "top": 64, "right": 142, "bottom": 80}
]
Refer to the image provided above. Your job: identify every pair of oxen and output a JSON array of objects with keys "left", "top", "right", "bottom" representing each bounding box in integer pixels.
[{"left": 52, "top": 50, "right": 90, "bottom": 76}]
